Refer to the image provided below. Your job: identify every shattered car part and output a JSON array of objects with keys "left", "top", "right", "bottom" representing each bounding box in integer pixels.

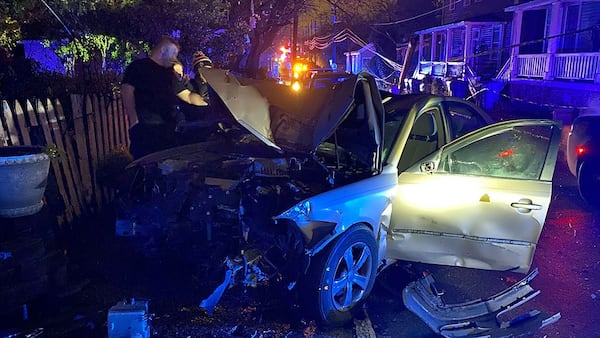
[
  {"left": 199, "top": 253, "right": 276, "bottom": 314},
  {"left": 402, "top": 268, "right": 561, "bottom": 337}
]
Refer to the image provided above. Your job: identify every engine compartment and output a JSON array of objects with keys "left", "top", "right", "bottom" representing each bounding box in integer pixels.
[{"left": 117, "top": 127, "right": 376, "bottom": 291}]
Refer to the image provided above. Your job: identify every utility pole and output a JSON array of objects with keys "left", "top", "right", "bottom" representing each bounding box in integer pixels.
[
  {"left": 292, "top": 15, "right": 298, "bottom": 64},
  {"left": 331, "top": 4, "right": 337, "bottom": 66}
]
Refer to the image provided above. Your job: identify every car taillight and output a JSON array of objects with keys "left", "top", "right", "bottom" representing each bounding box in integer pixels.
[{"left": 576, "top": 145, "right": 586, "bottom": 156}]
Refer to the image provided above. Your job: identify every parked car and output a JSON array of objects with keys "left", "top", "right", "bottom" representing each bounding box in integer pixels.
[
  {"left": 305, "top": 71, "right": 353, "bottom": 89},
  {"left": 289, "top": 67, "right": 351, "bottom": 90},
  {"left": 120, "top": 69, "right": 561, "bottom": 331},
  {"left": 566, "top": 113, "right": 600, "bottom": 206}
]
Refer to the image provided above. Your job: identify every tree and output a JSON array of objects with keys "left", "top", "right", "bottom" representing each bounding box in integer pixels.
[
  {"left": 44, "top": 33, "right": 127, "bottom": 74},
  {"left": 229, "top": 0, "right": 315, "bottom": 75},
  {"left": 0, "top": 0, "right": 245, "bottom": 67}
]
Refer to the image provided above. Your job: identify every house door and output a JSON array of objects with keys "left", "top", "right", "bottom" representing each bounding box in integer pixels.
[{"left": 520, "top": 9, "right": 547, "bottom": 54}]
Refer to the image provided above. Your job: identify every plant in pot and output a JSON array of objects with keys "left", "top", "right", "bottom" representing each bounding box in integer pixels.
[{"left": 0, "top": 145, "right": 53, "bottom": 218}]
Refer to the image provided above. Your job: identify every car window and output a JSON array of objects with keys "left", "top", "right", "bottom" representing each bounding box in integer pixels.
[
  {"left": 397, "top": 109, "right": 440, "bottom": 172},
  {"left": 441, "top": 125, "right": 552, "bottom": 180},
  {"left": 445, "top": 101, "right": 488, "bottom": 139},
  {"left": 382, "top": 96, "right": 416, "bottom": 162}
]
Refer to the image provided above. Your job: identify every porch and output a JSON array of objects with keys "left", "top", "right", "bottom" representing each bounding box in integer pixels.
[
  {"left": 413, "top": 21, "right": 507, "bottom": 81},
  {"left": 501, "top": 0, "right": 600, "bottom": 84},
  {"left": 497, "top": 52, "right": 600, "bottom": 82}
]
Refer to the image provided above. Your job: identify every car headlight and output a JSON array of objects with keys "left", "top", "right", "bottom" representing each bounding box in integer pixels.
[{"left": 287, "top": 200, "right": 311, "bottom": 221}]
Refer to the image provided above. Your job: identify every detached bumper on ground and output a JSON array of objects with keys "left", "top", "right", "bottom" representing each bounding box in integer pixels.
[{"left": 402, "top": 268, "right": 561, "bottom": 337}]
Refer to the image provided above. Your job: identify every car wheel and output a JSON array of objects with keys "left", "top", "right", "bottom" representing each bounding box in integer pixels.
[
  {"left": 578, "top": 160, "right": 600, "bottom": 207},
  {"left": 300, "top": 224, "right": 377, "bottom": 326}
]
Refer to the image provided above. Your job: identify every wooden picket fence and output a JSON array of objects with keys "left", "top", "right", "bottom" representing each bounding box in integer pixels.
[{"left": 0, "top": 94, "right": 130, "bottom": 224}]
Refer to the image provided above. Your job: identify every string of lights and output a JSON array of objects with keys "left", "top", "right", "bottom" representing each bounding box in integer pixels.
[{"left": 305, "top": 28, "right": 404, "bottom": 73}]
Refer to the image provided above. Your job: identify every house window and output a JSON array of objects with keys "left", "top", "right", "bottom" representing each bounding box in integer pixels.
[
  {"left": 449, "top": 0, "right": 456, "bottom": 11},
  {"left": 464, "top": 0, "right": 471, "bottom": 6},
  {"left": 422, "top": 34, "right": 432, "bottom": 62},
  {"left": 450, "top": 28, "right": 465, "bottom": 59},
  {"left": 434, "top": 32, "right": 447, "bottom": 62},
  {"left": 561, "top": 2, "right": 600, "bottom": 52}
]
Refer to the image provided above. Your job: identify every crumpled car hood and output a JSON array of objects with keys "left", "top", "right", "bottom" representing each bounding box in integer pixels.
[{"left": 200, "top": 68, "right": 357, "bottom": 154}]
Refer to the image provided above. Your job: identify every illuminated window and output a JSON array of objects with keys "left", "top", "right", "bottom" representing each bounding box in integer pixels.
[
  {"left": 441, "top": 125, "right": 553, "bottom": 180},
  {"left": 445, "top": 102, "right": 487, "bottom": 139}
]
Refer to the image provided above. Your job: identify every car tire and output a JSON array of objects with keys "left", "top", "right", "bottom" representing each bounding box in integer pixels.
[
  {"left": 300, "top": 224, "right": 377, "bottom": 326},
  {"left": 578, "top": 160, "right": 600, "bottom": 207}
]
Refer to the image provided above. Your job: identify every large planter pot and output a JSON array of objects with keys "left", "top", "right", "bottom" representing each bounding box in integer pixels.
[{"left": 0, "top": 146, "right": 51, "bottom": 218}]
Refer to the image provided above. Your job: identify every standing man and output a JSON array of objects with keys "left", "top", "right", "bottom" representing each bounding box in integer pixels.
[{"left": 121, "top": 36, "right": 207, "bottom": 159}]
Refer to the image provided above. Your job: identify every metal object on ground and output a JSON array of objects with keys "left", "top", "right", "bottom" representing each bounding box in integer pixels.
[
  {"left": 402, "top": 268, "right": 561, "bottom": 337},
  {"left": 108, "top": 298, "right": 151, "bottom": 338}
]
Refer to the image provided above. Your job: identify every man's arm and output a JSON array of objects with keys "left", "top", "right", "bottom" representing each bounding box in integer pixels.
[
  {"left": 121, "top": 83, "right": 138, "bottom": 127},
  {"left": 176, "top": 89, "right": 208, "bottom": 106}
]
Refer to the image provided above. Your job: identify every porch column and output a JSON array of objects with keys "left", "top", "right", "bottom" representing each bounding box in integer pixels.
[
  {"left": 345, "top": 52, "right": 350, "bottom": 74},
  {"left": 418, "top": 33, "right": 424, "bottom": 75},
  {"left": 445, "top": 29, "right": 452, "bottom": 64},
  {"left": 432, "top": 32, "right": 437, "bottom": 62},
  {"left": 510, "top": 10, "right": 523, "bottom": 79},
  {"left": 545, "top": 2, "right": 563, "bottom": 80},
  {"left": 464, "top": 23, "right": 472, "bottom": 78}
]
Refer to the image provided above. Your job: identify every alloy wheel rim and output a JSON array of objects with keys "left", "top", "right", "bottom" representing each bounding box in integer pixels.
[{"left": 330, "top": 242, "right": 372, "bottom": 311}]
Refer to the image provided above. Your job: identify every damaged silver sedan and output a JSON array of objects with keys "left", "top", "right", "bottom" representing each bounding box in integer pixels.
[{"left": 119, "top": 69, "right": 562, "bottom": 332}]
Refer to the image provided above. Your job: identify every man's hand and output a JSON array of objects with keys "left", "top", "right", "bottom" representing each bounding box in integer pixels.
[{"left": 176, "top": 89, "right": 208, "bottom": 107}]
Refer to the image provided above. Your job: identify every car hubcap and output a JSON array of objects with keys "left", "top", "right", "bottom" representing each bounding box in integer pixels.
[{"left": 330, "top": 242, "right": 372, "bottom": 311}]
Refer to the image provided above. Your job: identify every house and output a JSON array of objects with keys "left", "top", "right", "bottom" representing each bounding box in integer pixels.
[
  {"left": 411, "top": 0, "right": 600, "bottom": 112},
  {"left": 412, "top": 0, "right": 523, "bottom": 83},
  {"left": 412, "top": 20, "right": 507, "bottom": 82},
  {"left": 498, "top": 0, "right": 600, "bottom": 112},
  {"left": 441, "top": 0, "right": 517, "bottom": 25},
  {"left": 344, "top": 43, "right": 377, "bottom": 75}
]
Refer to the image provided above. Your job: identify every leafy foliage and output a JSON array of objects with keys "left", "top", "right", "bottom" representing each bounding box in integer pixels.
[
  {"left": 114, "top": 0, "right": 246, "bottom": 67},
  {"left": 0, "top": 16, "right": 21, "bottom": 50},
  {"left": 0, "top": 0, "right": 439, "bottom": 80}
]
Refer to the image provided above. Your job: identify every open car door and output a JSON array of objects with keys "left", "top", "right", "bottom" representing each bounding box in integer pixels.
[{"left": 387, "top": 119, "right": 561, "bottom": 273}]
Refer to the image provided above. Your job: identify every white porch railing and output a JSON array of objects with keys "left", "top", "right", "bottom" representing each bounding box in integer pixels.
[
  {"left": 513, "top": 53, "right": 600, "bottom": 82},
  {"left": 517, "top": 54, "right": 547, "bottom": 78},
  {"left": 495, "top": 59, "right": 511, "bottom": 81},
  {"left": 552, "top": 53, "right": 600, "bottom": 81}
]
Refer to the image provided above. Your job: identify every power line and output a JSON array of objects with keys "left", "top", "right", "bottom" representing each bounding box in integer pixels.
[
  {"left": 372, "top": 0, "right": 461, "bottom": 26},
  {"left": 39, "top": 0, "right": 74, "bottom": 38}
]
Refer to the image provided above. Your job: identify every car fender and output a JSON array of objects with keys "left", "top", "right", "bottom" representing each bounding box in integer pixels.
[{"left": 275, "top": 167, "right": 398, "bottom": 257}]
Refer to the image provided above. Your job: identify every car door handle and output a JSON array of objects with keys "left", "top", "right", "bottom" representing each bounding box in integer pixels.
[{"left": 511, "top": 199, "right": 542, "bottom": 211}]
